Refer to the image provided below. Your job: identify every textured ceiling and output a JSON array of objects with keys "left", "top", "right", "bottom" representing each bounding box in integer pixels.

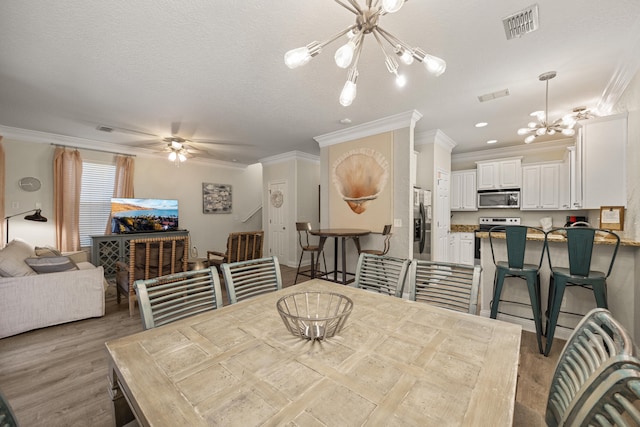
[{"left": 1, "top": 1, "right": 639, "bottom": 165}]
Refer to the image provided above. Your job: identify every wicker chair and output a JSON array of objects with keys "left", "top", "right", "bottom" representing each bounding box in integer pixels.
[
  {"left": 115, "top": 235, "right": 189, "bottom": 316},
  {"left": 207, "top": 231, "right": 264, "bottom": 270}
]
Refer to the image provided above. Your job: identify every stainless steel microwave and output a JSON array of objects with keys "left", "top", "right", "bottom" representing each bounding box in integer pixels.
[{"left": 477, "top": 190, "right": 520, "bottom": 208}]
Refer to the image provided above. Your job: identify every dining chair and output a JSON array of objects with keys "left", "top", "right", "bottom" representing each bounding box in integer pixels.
[
  {"left": 565, "top": 354, "right": 640, "bottom": 426},
  {"left": 544, "top": 227, "right": 621, "bottom": 356},
  {"left": 488, "top": 225, "right": 547, "bottom": 354},
  {"left": 0, "top": 389, "right": 18, "bottom": 427},
  {"left": 408, "top": 260, "right": 481, "bottom": 314},
  {"left": 545, "top": 308, "right": 634, "bottom": 427},
  {"left": 358, "top": 224, "right": 392, "bottom": 256},
  {"left": 294, "top": 222, "right": 327, "bottom": 284},
  {"left": 134, "top": 267, "right": 223, "bottom": 330},
  {"left": 351, "top": 253, "right": 409, "bottom": 298},
  {"left": 221, "top": 256, "right": 282, "bottom": 304}
]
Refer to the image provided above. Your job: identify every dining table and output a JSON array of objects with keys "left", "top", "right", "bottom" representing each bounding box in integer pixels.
[
  {"left": 106, "top": 279, "right": 522, "bottom": 426},
  {"left": 309, "top": 228, "right": 371, "bottom": 284}
]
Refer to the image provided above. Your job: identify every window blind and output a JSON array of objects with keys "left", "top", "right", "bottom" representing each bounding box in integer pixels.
[{"left": 79, "top": 162, "right": 115, "bottom": 247}]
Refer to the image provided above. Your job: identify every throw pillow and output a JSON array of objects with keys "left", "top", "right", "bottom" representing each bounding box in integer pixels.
[
  {"left": 0, "top": 238, "right": 37, "bottom": 277},
  {"left": 25, "top": 256, "right": 78, "bottom": 274},
  {"left": 35, "top": 246, "right": 63, "bottom": 257}
]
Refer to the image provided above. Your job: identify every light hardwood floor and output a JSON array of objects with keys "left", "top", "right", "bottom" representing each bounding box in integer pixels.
[{"left": 0, "top": 265, "right": 563, "bottom": 426}]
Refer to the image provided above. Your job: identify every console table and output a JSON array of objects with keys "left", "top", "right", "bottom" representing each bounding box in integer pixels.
[{"left": 91, "top": 230, "right": 189, "bottom": 278}]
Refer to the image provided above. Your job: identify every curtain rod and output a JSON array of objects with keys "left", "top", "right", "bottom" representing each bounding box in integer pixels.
[{"left": 50, "top": 143, "right": 136, "bottom": 157}]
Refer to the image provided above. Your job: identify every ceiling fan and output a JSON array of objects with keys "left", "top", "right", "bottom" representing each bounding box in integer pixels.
[{"left": 95, "top": 123, "right": 253, "bottom": 163}]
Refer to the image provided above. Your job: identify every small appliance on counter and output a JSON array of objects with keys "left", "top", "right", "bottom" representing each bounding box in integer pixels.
[{"left": 564, "top": 215, "right": 589, "bottom": 227}]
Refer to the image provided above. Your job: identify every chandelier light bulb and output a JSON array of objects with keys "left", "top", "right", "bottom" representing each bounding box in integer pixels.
[
  {"left": 395, "top": 45, "right": 414, "bottom": 65},
  {"left": 562, "top": 128, "right": 576, "bottom": 136},
  {"left": 422, "top": 54, "right": 446, "bottom": 76},
  {"left": 334, "top": 41, "right": 356, "bottom": 68},
  {"left": 528, "top": 122, "right": 538, "bottom": 128},
  {"left": 395, "top": 73, "right": 407, "bottom": 87},
  {"left": 381, "top": 0, "right": 405, "bottom": 14},
  {"left": 517, "top": 128, "right": 530, "bottom": 136},
  {"left": 562, "top": 114, "right": 577, "bottom": 127},
  {"left": 524, "top": 135, "right": 536, "bottom": 144},
  {"left": 339, "top": 80, "right": 357, "bottom": 106},
  {"left": 548, "top": 129, "right": 556, "bottom": 135},
  {"left": 284, "top": 46, "right": 313, "bottom": 69},
  {"left": 536, "top": 127, "right": 547, "bottom": 136},
  {"left": 168, "top": 151, "right": 177, "bottom": 162}
]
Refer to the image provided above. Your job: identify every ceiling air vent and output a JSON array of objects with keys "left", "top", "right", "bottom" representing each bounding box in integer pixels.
[
  {"left": 503, "top": 4, "right": 539, "bottom": 40},
  {"left": 96, "top": 125, "right": 113, "bottom": 133}
]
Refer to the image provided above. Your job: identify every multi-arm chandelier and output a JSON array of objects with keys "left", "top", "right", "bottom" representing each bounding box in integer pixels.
[
  {"left": 284, "top": 0, "right": 446, "bottom": 106},
  {"left": 517, "top": 71, "right": 577, "bottom": 144}
]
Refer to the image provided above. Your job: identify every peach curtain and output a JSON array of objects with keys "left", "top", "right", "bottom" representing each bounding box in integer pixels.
[
  {"left": 54, "top": 147, "right": 82, "bottom": 251},
  {"left": 105, "top": 155, "right": 135, "bottom": 234},
  {"left": 0, "top": 136, "right": 5, "bottom": 246}
]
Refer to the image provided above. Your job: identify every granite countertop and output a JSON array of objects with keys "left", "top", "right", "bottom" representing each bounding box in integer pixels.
[
  {"left": 474, "top": 230, "right": 640, "bottom": 247},
  {"left": 450, "top": 224, "right": 478, "bottom": 233}
]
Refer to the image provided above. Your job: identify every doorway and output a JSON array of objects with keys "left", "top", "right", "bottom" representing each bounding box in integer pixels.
[{"left": 268, "top": 181, "right": 288, "bottom": 263}]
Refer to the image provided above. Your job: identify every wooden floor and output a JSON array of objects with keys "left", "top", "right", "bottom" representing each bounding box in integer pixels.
[{"left": 0, "top": 265, "right": 564, "bottom": 426}]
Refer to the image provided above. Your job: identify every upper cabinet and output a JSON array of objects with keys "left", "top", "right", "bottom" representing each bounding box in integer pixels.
[
  {"left": 579, "top": 114, "right": 627, "bottom": 209},
  {"left": 476, "top": 157, "right": 522, "bottom": 190},
  {"left": 521, "top": 161, "right": 561, "bottom": 210},
  {"left": 451, "top": 169, "right": 477, "bottom": 211}
]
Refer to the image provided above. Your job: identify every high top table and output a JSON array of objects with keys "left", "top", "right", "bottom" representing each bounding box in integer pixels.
[
  {"left": 106, "top": 279, "right": 521, "bottom": 426},
  {"left": 310, "top": 228, "right": 370, "bottom": 284}
]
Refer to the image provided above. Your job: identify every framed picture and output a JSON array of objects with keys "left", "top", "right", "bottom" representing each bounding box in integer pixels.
[
  {"left": 203, "top": 183, "right": 232, "bottom": 214},
  {"left": 599, "top": 206, "right": 624, "bottom": 231}
]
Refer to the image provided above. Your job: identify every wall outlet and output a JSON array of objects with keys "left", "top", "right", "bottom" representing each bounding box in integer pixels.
[
  {"left": 11, "top": 201, "right": 19, "bottom": 209},
  {"left": 393, "top": 218, "right": 402, "bottom": 227}
]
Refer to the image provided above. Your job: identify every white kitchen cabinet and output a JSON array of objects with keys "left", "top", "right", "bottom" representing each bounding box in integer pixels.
[
  {"left": 451, "top": 169, "right": 477, "bottom": 211},
  {"left": 476, "top": 157, "right": 522, "bottom": 190},
  {"left": 449, "top": 232, "right": 475, "bottom": 266},
  {"left": 521, "top": 162, "right": 561, "bottom": 210},
  {"left": 580, "top": 114, "right": 627, "bottom": 208}
]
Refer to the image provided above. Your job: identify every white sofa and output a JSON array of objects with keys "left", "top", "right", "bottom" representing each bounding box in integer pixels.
[{"left": 0, "top": 239, "right": 106, "bottom": 339}]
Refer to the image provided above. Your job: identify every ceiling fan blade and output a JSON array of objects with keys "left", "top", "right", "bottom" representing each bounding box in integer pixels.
[
  {"left": 170, "top": 121, "right": 182, "bottom": 136},
  {"left": 96, "top": 125, "right": 159, "bottom": 138},
  {"left": 190, "top": 139, "right": 255, "bottom": 147}
]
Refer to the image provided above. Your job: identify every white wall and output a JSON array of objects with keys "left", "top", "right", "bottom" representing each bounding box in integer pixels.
[{"left": 2, "top": 137, "right": 263, "bottom": 256}]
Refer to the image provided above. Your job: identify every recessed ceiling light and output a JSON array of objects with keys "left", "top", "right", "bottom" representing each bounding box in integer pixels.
[
  {"left": 487, "top": 139, "right": 498, "bottom": 144},
  {"left": 475, "top": 122, "right": 488, "bottom": 128},
  {"left": 339, "top": 118, "right": 352, "bottom": 125}
]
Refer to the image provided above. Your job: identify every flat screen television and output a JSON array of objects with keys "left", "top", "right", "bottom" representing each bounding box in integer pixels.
[{"left": 110, "top": 198, "right": 179, "bottom": 234}]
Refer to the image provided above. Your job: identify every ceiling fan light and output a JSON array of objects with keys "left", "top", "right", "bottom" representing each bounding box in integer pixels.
[
  {"left": 382, "top": 0, "right": 405, "bottom": 14},
  {"left": 170, "top": 140, "right": 182, "bottom": 150},
  {"left": 178, "top": 153, "right": 187, "bottom": 162},
  {"left": 168, "top": 151, "right": 177, "bottom": 162},
  {"left": 524, "top": 135, "right": 536, "bottom": 144}
]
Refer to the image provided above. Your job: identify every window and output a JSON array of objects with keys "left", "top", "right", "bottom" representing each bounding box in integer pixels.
[{"left": 79, "top": 161, "right": 115, "bottom": 247}]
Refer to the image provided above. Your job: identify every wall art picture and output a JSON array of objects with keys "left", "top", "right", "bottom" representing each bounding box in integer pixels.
[{"left": 203, "top": 183, "right": 232, "bottom": 213}]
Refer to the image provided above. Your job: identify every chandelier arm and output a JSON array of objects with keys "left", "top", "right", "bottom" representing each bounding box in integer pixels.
[
  {"left": 375, "top": 26, "right": 411, "bottom": 51},
  {"left": 344, "top": 0, "right": 364, "bottom": 14},
  {"left": 317, "top": 24, "right": 358, "bottom": 49},
  {"left": 372, "top": 30, "right": 395, "bottom": 66},
  {"left": 351, "top": 35, "right": 365, "bottom": 70},
  {"left": 334, "top": 0, "right": 360, "bottom": 15}
]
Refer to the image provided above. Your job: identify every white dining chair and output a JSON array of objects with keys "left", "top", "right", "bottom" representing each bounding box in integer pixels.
[
  {"left": 351, "top": 253, "right": 409, "bottom": 298},
  {"left": 221, "top": 256, "right": 282, "bottom": 304}
]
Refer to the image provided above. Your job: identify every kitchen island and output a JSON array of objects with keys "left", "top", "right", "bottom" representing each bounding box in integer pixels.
[{"left": 476, "top": 230, "right": 640, "bottom": 344}]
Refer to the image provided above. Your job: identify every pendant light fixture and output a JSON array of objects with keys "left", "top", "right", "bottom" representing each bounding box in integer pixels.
[
  {"left": 167, "top": 139, "right": 187, "bottom": 165},
  {"left": 284, "top": 0, "right": 446, "bottom": 107},
  {"left": 517, "top": 71, "right": 577, "bottom": 144}
]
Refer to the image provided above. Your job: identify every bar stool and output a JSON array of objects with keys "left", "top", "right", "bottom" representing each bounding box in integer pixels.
[
  {"left": 358, "top": 224, "right": 392, "bottom": 255},
  {"left": 544, "top": 227, "right": 620, "bottom": 356},
  {"left": 294, "top": 222, "right": 327, "bottom": 284},
  {"left": 489, "top": 225, "right": 547, "bottom": 354}
]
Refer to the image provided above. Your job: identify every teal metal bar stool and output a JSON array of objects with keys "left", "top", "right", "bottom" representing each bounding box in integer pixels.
[
  {"left": 544, "top": 227, "right": 620, "bottom": 356},
  {"left": 489, "top": 225, "right": 547, "bottom": 354}
]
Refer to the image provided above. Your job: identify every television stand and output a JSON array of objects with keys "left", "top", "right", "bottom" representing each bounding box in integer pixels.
[{"left": 91, "top": 230, "right": 189, "bottom": 278}]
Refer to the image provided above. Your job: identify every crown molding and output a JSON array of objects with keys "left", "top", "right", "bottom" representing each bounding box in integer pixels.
[
  {"left": 260, "top": 150, "right": 319, "bottom": 165},
  {"left": 314, "top": 110, "right": 423, "bottom": 147},
  {"left": 452, "top": 138, "right": 574, "bottom": 164},
  {"left": 415, "top": 129, "right": 457, "bottom": 152}
]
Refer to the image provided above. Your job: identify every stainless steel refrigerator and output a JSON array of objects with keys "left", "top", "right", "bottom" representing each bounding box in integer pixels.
[{"left": 413, "top": 187, "right": 432, "bottom": 260}]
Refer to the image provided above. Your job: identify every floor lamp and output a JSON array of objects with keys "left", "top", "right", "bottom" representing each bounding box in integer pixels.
[{"left": 4, "top": 209, "right": 48, "bottom": 244}]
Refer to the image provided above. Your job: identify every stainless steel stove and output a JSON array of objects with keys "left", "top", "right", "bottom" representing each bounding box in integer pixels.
[
  {"left": 474, "top": 217, "right": 521, "bottom": 260},
  {"left": 478, "top": 217, "right": 521, "bottom": 231}
]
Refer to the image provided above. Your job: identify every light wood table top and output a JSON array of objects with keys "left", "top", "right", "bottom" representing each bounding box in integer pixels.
[{"left": 106, "top": 279, "right": 521, "bottom": 426}]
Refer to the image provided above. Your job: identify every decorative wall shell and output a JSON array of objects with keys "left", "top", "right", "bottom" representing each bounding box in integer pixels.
[{"left": 332, "top": 148, "right": 389, "bottom": 214}]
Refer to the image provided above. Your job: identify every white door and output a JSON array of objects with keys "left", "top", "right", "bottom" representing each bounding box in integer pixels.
[
  {"left": 434, "top": 169, "right": 450, "bottom": 262},
  {"left": 268, "top": 181, "right": 288, "bottom": 262}
]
